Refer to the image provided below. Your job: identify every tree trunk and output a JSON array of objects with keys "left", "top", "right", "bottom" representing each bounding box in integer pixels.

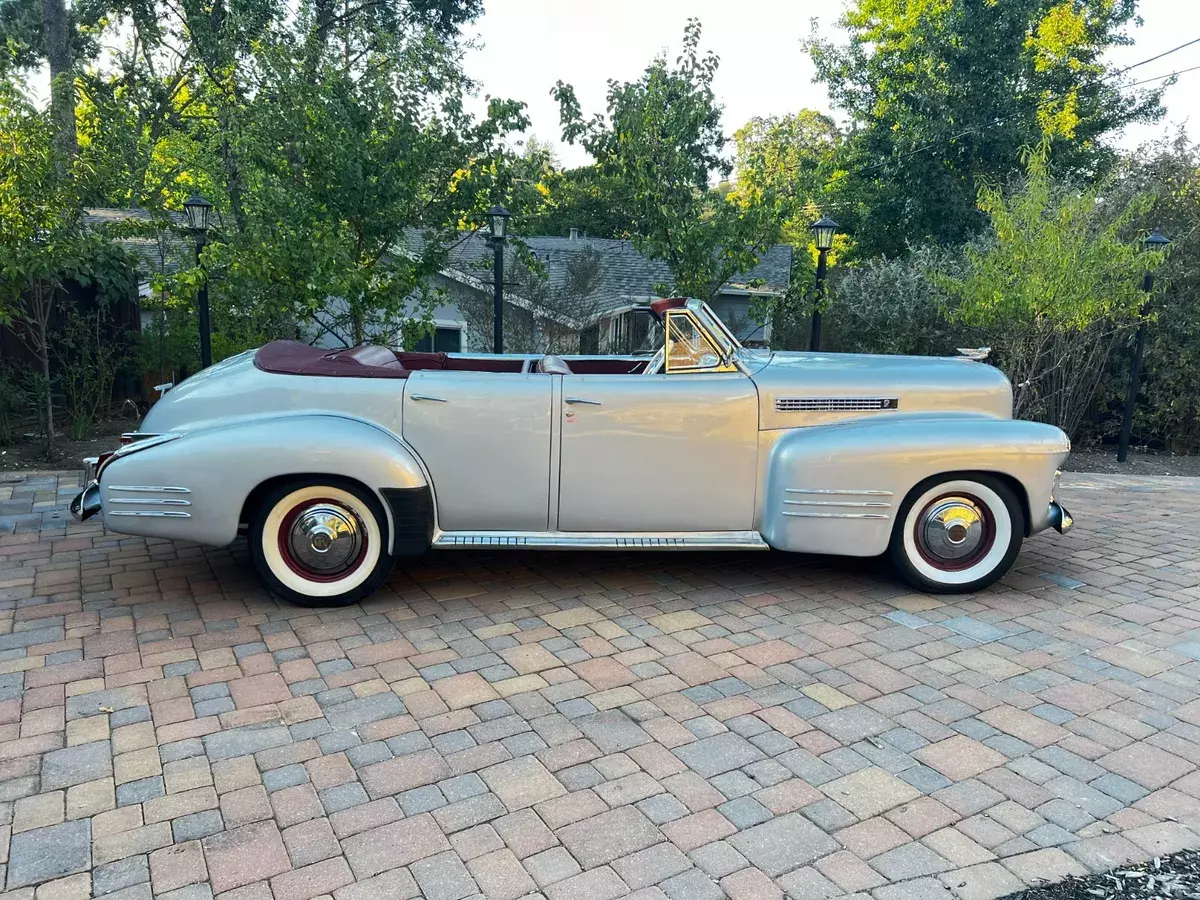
[
  {"left": 42, "top": 0, "right": 77, "bottom": 168},
  {"left": 39, "top": 340, "right": 53, "bottom": 457}
]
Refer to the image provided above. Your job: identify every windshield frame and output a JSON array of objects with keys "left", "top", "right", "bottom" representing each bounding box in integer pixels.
[{"left": 686, "top": 299, "right": 741, "bottom": 360}]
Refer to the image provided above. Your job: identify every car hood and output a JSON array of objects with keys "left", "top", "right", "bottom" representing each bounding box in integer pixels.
[{"left": 749, "top": 350, "right": 1013, "bottom": 430}]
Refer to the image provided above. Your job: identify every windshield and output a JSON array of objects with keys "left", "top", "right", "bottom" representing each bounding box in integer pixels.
[{"left": 687, "top": 300, "right": 740, "bottom": 357}]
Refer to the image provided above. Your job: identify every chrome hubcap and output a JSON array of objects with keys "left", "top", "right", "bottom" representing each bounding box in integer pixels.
[
  {"left": 919, "top": 497, "right": 987, "bottom": 563},
  {"left": 286, "top": 504, "right": 362, "bottom": 575}
]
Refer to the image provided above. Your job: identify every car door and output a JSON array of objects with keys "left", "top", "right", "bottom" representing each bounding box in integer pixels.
[
  {"left": 402, "top": 370, "right": 552, "bottom": 531},
  {"left": 556, "top": 366, "right": 759, "bottom": 532}
]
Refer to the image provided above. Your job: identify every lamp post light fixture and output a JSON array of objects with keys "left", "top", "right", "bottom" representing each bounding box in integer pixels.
[
  {"left": 809, "top": 216, "right": 838, "bottom": 352},
  {"left": 1117, "top": 228, "right": 1171, "bottom": 463},
  {"left": 486, "top": 205, "right": 511, "bottom": 354},
  {"left": 183, "top": 193, "right": 214, "bottom": 369}
]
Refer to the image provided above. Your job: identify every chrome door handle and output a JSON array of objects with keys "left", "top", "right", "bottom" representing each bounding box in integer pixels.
[
  {"left": 565, "top": 397, "right": 602, "bottom": 406},
  {"left": 410, "top": 394, "right": 448, "bottom": 403}
]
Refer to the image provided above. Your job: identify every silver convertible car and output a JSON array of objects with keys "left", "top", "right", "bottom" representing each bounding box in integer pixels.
[{"left": 72, "top": 298, "right": 1072, "bottom": 606}]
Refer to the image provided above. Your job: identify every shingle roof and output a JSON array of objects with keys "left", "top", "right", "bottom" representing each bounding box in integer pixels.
[
  {"left": 83, "top": 210, "right": 795, "bottom": 324},
  {"left": 422, "top": 230, "right": 792, "bottom": 323},
  {"left": 83, "top": 209, "right": 191, "bottom": 279}
]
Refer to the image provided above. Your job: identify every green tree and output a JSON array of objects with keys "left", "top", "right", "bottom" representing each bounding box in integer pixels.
[
  {"left": 552, "top": 19, "right": 777, "bottom": 299},
  {"left": 730, "top": 110, "right": 846, "bottom": 347},
  {"left": 809, "top": 0, "right": 1165, "bottom": 257},
  {"left": 522, "top": 164, "right": 638, "bottom": 239},
  {"left": 206, "top": 26, "right": 527, "bottom": 346},
  {"left": 938, "top": 144, "right": 1163, "bottom": 438},
  {"left": 1103, "top": 132, "right": 1200, "bottom": 452},
  {"left": 47, "top": 0, "right": 528, "bottom": 351},
  {"left": 732, "top": 111, "right": 841, "bottom": 249},
  {"left": 0, "top": 85, "right": 134, "bottom": 450}
]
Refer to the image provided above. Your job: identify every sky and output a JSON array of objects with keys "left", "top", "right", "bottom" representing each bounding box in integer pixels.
[{"left": 462, "top": 0, "right": 1200, "bottom": 169}]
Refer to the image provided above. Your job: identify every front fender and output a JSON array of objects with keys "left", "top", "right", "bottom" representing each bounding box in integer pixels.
[
  {"left": 98, "top": 414, "right": 428, "bottom": 547},
  {"left": 759, "top": 414, "right": 1070, "bottom": 556}
]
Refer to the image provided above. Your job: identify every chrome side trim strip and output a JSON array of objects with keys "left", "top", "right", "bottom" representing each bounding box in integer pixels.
[
  {"left": 433, "top": 530, "right": 769, "bottom": 551},
  {"left": 107, "top": 485, "right": 191, "bottom": 494},
  {"left": 782, "top": 512, "right": 889, "bottom": 519},
  {"left": 108, "top": 498, "right": 192, "bottom": 506},
  {"left": 106, "top": 510, "right": 192, "bottom": 518},
  {"left": 784, "top": 500, "right": 891, "bottom": 508},
  {"left": 785, "top": 488, "right": 894, "bottom": 496}
]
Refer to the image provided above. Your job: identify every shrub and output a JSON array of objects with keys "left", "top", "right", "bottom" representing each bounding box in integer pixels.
[{"left": 821, "top": 245, "right": 980, "bottom": 358}]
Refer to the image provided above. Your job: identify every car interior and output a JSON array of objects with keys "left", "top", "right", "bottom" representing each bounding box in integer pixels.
[
  {"left": 255, "top": 341, "right": 653, "bottom": 379},
  {"left": 253, "top": 303, "right": 712, "bottom": 380}
]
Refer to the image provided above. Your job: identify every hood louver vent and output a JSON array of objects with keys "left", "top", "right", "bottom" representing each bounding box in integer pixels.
[{"left": 776, "top": 397, "right": 899, "bottom": 413}]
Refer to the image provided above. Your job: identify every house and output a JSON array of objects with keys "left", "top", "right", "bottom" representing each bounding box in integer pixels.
[
  {"left": 393, "top": 229, "right": 793, "bottom": 355},
  {"left": 84, "top": 209, "right": 794, "bottom": 355}
]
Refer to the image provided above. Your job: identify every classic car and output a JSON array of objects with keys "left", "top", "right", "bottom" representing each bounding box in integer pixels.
[{"left": 71, "top": 297, "right": 1073, "bottom": 607}]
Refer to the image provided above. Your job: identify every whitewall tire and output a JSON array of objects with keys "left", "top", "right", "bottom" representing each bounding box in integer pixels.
[
  {"left": 889, "top": 475, "right": 1024, "bottom": 594},
  {"left": 250, "top": 479, "right": 393, "bottom": 607}
]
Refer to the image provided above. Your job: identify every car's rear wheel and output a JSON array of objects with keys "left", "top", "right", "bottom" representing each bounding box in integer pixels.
[
  {"left": 889, "top": 474, "right": 1024, "bottom": 594},
  {"left": 250, "top": 478, "right": 393, "bottom": 607}
]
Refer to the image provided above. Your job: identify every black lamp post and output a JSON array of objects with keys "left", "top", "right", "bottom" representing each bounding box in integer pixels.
[
  {"left": 809, "top": 216, "right": 838, "bottom": 352},
  {"left": 183, "top": 194, "right": 214, "bottom": 369},
  {"left": 486, "top": 205, "right": 511, "bottom": 354},
  {"left": 1117, "top": 228, "right": 1171, "bottom": 463}
]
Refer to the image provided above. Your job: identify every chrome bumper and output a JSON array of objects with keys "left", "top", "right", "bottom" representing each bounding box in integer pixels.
[
  {"left": 70, "top": 481, "right": 102, "bottom": 523},
  {"left": 1047, "top": 500, "right": 1073, "bottom": 535}
]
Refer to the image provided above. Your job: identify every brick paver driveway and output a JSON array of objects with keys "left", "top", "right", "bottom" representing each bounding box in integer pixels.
[{"left": 2, "top": 471, "right": 1200, "bottom": 900}]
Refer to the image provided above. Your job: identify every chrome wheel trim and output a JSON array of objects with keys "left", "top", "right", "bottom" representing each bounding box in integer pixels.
[
  {"left": 284, "top": 503, "right": 364, "bottom": 577},
  {"left": 261, "top": 485, "right": 382, "bottom": 598},
  {"left": 917, "top": 496, "right": 989, "bottom": 567},
  {"left": 901, "top": 480, "right": 1011, "bottom": 587}
]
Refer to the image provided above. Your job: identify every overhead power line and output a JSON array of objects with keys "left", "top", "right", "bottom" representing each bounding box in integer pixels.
[
  {"left": 1114, "top": 37, "right": 1200, "bottom": 76},
  {"left": 851, "top": 36, "right": 1200, "bottom": 175},
  {"left": 1127, "top": 63, "right": 1200, "bottom": 89}
]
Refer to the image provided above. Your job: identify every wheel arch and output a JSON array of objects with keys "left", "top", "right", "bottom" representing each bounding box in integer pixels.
[
  {"left": 240, "top": 472, "right": 382, "bottom": 530},
  {"left": 895, "top": 469, "right": 1031, "bottom": 538}
]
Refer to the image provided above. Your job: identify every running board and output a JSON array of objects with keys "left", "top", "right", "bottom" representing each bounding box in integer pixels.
[{"left": 432, "top": 530, "right": 769, "bottom": 551}]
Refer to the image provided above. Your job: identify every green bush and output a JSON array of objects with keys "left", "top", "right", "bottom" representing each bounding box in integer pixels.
[{"left": 821, "top": 245, "right": 980, "bottom": 358}]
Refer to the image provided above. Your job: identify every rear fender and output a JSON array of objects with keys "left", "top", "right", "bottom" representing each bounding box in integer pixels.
[
  {"left": 98, "top": 415, "right": 428, "bottom": 548},
  {"left": 759, "top": 415, "right": 1070, "bottom": 556}
]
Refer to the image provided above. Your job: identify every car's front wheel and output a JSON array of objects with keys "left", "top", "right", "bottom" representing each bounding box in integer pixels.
[
  {"left": 889, "top": 474, "right": 1024, "bottom": 594},
  {"left": 250, "top": 478, "right": 393, "bottom": 607}
]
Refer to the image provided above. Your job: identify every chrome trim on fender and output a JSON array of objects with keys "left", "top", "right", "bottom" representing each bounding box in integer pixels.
[
  {"left": 782, "top": 511, "right": 890, "bottom": 519},
  {"left": 784, "top": 500, "right": 891, "bottom": 508},
  {"left": 108, "top": 498, "right": 192, "bottom": 506},
  {"left": 83, "top": 456, "right": 99, "bottom": 483},
  {"left": 433, "top": 530, "right": 769, "bottom": 550},
  {"left": 106, "top": 510, "right": 192, "bottom": 518},
  {"left": 785, "top": 488, "right": 894, "bottom": 496},
  {"left": 108, "top": 485, "right": 192, "bottom": 494}
]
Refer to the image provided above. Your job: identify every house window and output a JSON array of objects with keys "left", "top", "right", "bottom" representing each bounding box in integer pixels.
[
  {"left": 414, "top": 326, "right": 462, "bottom": 353},
  {"left": 579, "top": 325, "right": 600, "bottom": 355}
]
